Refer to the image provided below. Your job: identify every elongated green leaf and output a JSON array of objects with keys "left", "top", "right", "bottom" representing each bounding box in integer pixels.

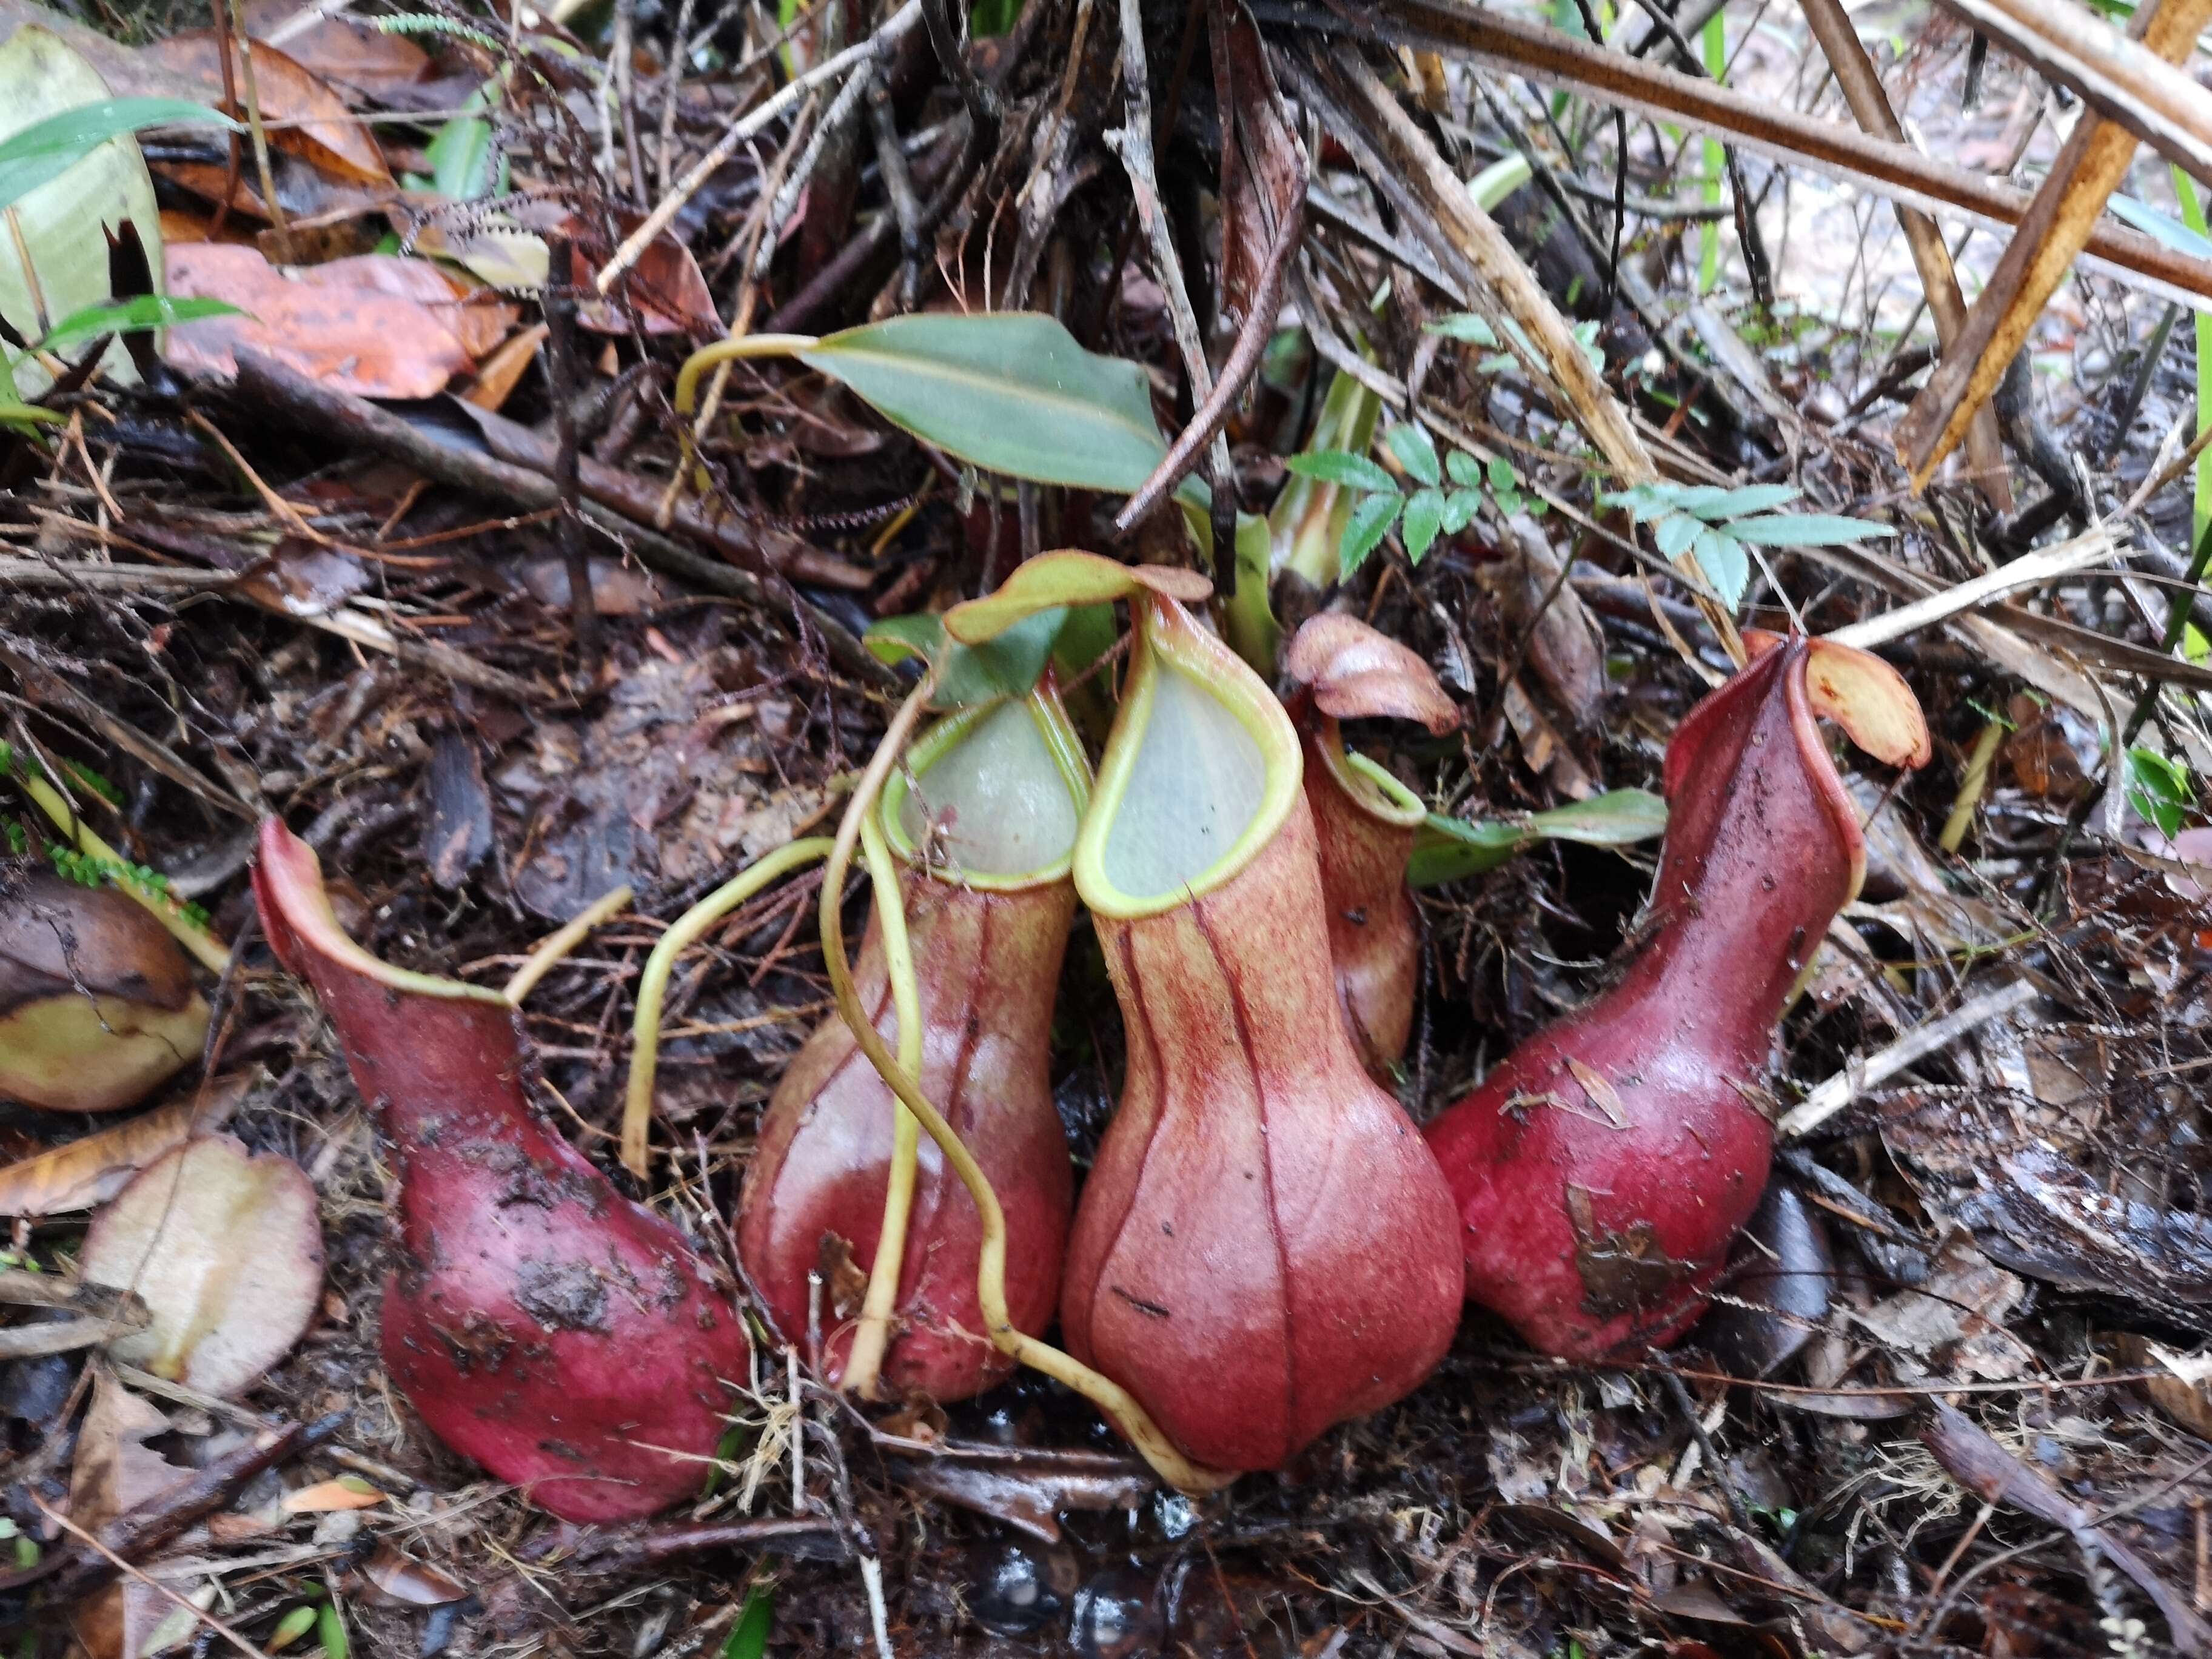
[
  {"left": 1339, "top": 490, "right": 1401, "bottom": 575},
  {"left": 2110, "top": 191, "right": 2212, "bottom": 260},
  {"left": 1727, "top": 512, "right": 1894, "bottom": 547},
  {"left": 1386, "top": 423, "right": 1441, "bottom": 486},
  {"left": 800, "top": 312, "right": 1169, "bottom": 493},
  {"left": 1444, "top": 449, "right": 1483, "bottom": 489},
  {"left": 1681, "top": 483, "right": 1799, "bottom": 520},
  {"left": 0, "top": 98, "right": 233, "bottom": 209},
  {"left": 723, "top": 1588, "right": 775, "bottom": 1659},
  {"left": 0, "top": 401, "right": 65, "bottom": 429},
  {"left": 1408, "top": 790, "right": 1668, "bottom": 888},
  {"left": 37, "top": 294, "right": 239, "bottom": 355},
  {"left": 1441, "top": 488, "right": 1481, "bottom": 534},
  {"left": 1402, "top": 487, "right": 1447, "bottom": 560},
  {"left": 1424, "top": 312, "right": 1498, "bottom": 346},
  {"left": 1285, "top": 449, "right": 1397, "bottom": 494}
]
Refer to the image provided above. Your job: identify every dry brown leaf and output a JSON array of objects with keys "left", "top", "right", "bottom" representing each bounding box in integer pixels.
[
  {"left": 79, "top": 1134, "right": 324, "bottom": 1398},
  {"left": 358, "top": 1543, "right": 469, "bottom": 1607},
  {"left": 69, "top": 1370, "right": 195, "bottom": 1659},
  {"left": 150, "top": 30, "right": 392, "bottom": 185},
  {"left": 164, "top": 243, "right": 475, "bottom": 397},
  {"left": 243, "top": 0, "right": 431, "bottom": 96},
  {"left": 0, "top": 1073, "right": 248, "bottom": 1217}
]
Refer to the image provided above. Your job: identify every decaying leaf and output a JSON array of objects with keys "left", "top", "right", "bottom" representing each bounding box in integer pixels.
[
  {"left": 0, "top": 1071, "right": 249, "bottom": 1216},
  {"left": 163, "top": 243, "right": 480, "bottom": 396},
  {"left": 79, "top": 1133, "right": 324, "bottom": 1396}
]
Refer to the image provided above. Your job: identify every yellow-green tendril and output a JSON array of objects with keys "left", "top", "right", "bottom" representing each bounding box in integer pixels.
[
  {"left": 819, "top": 677, "right": 1235, "bottom": 1495},
  {"left": 6, "top": 762, "right": 231, "bottom": 974},
  {"left": 839, "top": 809, "right": 924, "bottom": 1399},
  {"left": 505, "top": 885, "right": 633, "bottom": 1003},
  {"left": 624, "top": 839, "right": 834, "bottom": 1177},
  {"left": 671, "top": 333, "right": 817, "bottom": 493}
]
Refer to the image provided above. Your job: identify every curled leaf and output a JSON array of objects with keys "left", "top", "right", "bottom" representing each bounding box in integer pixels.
[
  {"left": 942, "top": 552, "right": 1210, "bottom": 646},
  {"left": 1284, "top": 614, "right": 1459, "bottom": 731}
]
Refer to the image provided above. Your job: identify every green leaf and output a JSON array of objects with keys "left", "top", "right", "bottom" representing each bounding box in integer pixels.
[
  {"left": 1654, "top": 510, "right": 1704, "bottom": 561},
  {"left": 1424, "top": 312, "right": 1498, "bottom": 346},
  {"left": 1484, "top": 454, "right": 1516, "bottom": 493},
  {"left": 1386, "top": 423, "right": 1441, "bottom": 486},
  {"left": 799, "top": 313, "right": 1171, "bottom": 494},
  {"left": 35, "top": 293, "right": 239, "bottom": 355},
  {"left": 1402, "top": 487, "right": 1447, "bottom": 560},
  {"left": 1601, "top": 482, "right": 1675, "bottom": 524},
  {"left": 1691, "top": 526, "right": 1749, "bottom": 607},
  {"left": 865, "top": 608, "right": 1067, "bottom": 709},
  {"left": 1339, "top": 489, "right": 1402, "bottom": 576},
  {"left": 2110, "top": 192, "right": 2212, "bottom": 261},
  {"left": 1285, "top": 449, "right": 1398, "bottom": 494},
  {"left": 1726, "top": 512, "right": 1894, "bottom": 547},
  {"left": 426, "top": 88, "right": 499, "bottom": 201},
  {"left": 0, "top": 400, "right": 65, "bottom": 431},
  {"left": 1440, "top": 488, "right": 1481, "bottom": 534},
  {"left": 2127, "top": 746, "right": 2192, "bottom": 838},
  {"left": 1407, "top": 790, "right": 1668, "bottom": 887},
  {"left": 317, "top": 1600, "right": 349, "bottom": 1659},
  {"left": 0, "top": 98, "right": 233, "bottom": 209},
  {"left": 723, "top": 1587, "right": 775, "bottom": 1659},
  {"left": 1444, "top": 449, "right": 1483, "bottom": 489},
  {"left": 1680, "top": 483, "right": 1799, "bottom": 519}
]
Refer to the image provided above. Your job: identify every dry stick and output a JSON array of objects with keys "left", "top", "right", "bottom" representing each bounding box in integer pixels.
[
  {"left": 1897, "top": 0, "right": 2212, "bottom": 481},
  {"left": 1934, "top": 0, "right": 2212, "bottom": 181},
  {"left": 229, "top": 353, "right": 892, "bottom": 691},
  {"left": 1259, "top": 0, "right": 2212, "bottom": 307},
  {"left": 1777, "top": 978, "right": 2040, "bottom": 1138},
  {"left": 544, "top": 236, "right": 600, "bottom": 680},
  {"left": 623, "top": 839, "right": 836, "bottom": 1177},
  {"left": 19, "top": 1411, "right": 342, "bottom": 1603},
  {"left": 506, "top": 884, "right": 633, "bottom": 1002},
  {"left": 1796, "top": 0, "right": 2013, "bottom": 512},
  {"left": 598, "top": 0, "right": 923, "bottom": 295},
  {"left": 838, "top": 811, "right": 923, "bottom": 1399},
  {"left": 33, "top": 1498, "right": 273, "bottom": 1659},
  {"left": 227, "top": 0, "right": 291, "bottom": 263},
  {"left": 1113, "top": 166, "right": 1304, "bottom": 536},
  {"left": 1103, "top": 0, "right": 1235, "bottom": 561},
  {"left": 817, "top": 678, "right": 1234, "bottom": 1495}
]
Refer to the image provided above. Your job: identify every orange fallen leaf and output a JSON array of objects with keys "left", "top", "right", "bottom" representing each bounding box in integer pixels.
[
  {"left": 465, "top": 321, "right": 546, "bottom": 412},
  {"left": 281, "top": 1476, "right": 385, "bottom": 1514},
  {"left": 166, "top": 243, "right": 477, "bottom": 398},
  {"left": 151, "top": 30, "right": 393, "bottom": 186}
]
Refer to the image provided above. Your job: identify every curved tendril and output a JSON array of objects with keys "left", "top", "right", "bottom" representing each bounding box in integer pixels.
[
  {"left": 839, "top": 811, "right": 923, "bottom": 1399},
  {"left": 822, "top": 677, "right": 1236, "bottom": 1496},
  {"left": 670, "top": 333, "right": 819, "bottom": 494},
  {"left": 505, "top": 885, "right": 633, "bottom": 1004},
  {"left": 623, "top": 837, "right": 836, "bottom": 1178}
]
